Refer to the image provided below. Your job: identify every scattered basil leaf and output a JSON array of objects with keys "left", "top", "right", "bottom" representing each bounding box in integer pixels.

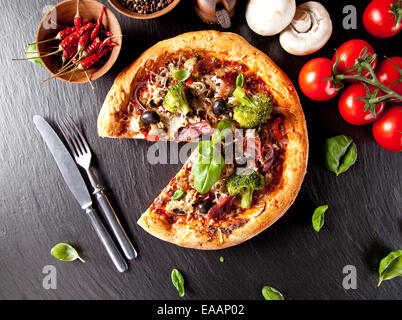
[
  {"left": 236, "top": 73, "right": 244, "bottom": 87},
  {"left": 312, "top": 205, "right": 328, "bottom": 232},
  {"left": 25, "top": 43, "right": 43, "bottom": 66},
  {"left": 172, "top": 189, "right": 185, "bottom": 200},
  {"left": 220, "top": 256, "right": 224, "bottom": 262},
  {"left": 324, "top": 135, "right": 357, "bottom": 176},
  {"left": 262, "top": 286, "right": 284, "bottom": 300},
  {"left": 51, "top": 243, "right": 85, "bottom": 263},
  {"left": 171, "top": 268, "right": 185, "bottom": 297},
  {"left": 378, "top": 249, "right": 402, "bottom": 287},
  {"left": 173, "top": 69, "right": 190, "bottom": 82},
  {"left": 191, "top": 120, "right": 232, "bottom": 194}
]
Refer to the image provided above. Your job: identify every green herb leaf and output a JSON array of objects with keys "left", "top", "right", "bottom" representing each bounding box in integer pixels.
[
  {"left": 171, "top": 268, "right": 185, "bottom": 297},
  {"left": 236, "top": 73, "right": 244, "bottom": 87},
  {"left": 172, "top": 189, "right": 185, "bottom": 200},
  {"left": 312, "top": 205, "right": 328, "bottom": 232},
  {"left": 378, "top": 249, "right": 402, "bottom": 287},
  {"left": 191, "top": 120, "right": 232, "bottom": 194},
  {"left": 173, "top": 69, "right": 190, "bottom": 82},
  {"left": 262, "top": 286, "right": 284, "bottom": 300},
  {"left": 25, "top": 43, "right": 43, "bottom": 66},
  {"left": 324, "top": 135, "right": 357, "bottom": 176},
  {"left": 51, "top": 243, "right": 85, "bottom": 263},
  {"left": 220, "top": 256, "right": 224, "bottom": 262}
]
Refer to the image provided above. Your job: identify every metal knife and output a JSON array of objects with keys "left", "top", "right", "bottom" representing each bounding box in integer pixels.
[{"left": 33, "top": 115, "right": 128, "bottom": 273}]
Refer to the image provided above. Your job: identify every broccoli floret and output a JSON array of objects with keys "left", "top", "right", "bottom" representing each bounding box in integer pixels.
[
  {"left": 232, "top": 87, "right": 272, "bottom": 128},
  {"left": 163, "top": 82, "right": 191, "bottom": 115},
  {"left": 226, "top": 169, "right": 264, "bottom": 209}
]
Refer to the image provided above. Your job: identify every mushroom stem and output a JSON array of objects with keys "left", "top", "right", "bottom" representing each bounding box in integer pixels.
[{"left": 291, "top": 9, "right": 312, "bottom": 33}]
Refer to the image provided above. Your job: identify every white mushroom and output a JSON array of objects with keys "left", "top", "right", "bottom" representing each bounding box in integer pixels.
[
  {"left": 246, "top": 0, "right": 296, "bottom": 36},
  {"left": 279, "top": 1, "right": 332, "bottom": 56}
]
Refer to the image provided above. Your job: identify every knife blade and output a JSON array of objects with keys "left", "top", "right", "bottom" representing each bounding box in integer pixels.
[{"left": 33, "top": 115, "right": 128, "bottom": 272}]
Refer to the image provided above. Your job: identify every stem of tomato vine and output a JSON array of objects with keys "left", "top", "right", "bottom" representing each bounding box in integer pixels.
[{"left": 334, "top": 61, "right": 402, "bottom": 102}]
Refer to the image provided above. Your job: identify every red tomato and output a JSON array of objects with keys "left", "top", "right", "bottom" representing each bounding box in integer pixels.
[
  {"left": 338, "top": 83, "right": 385, "bottom": 125},
  {"left": 298, "top": 58, "right": 339, "bottom": 101},
  {"left": 372, "top": 106, "right": 402, "bottom": 151},
  {"left": 333, "top": 39, "right": 377, "bottom": 81},
  {"left": 363, "top": 0, "right": 402, "bottom": 38},
  {"left": 375, "top": 57, "right": 402, "bottom": 96}
]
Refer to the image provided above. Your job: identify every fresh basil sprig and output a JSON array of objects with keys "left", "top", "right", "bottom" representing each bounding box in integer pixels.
[
  {"left": 51, "top": 243, "right": 85, "bottom": 263},
  {"left": 25, "top": 43, "right": 43, "bottom": 66},
  {"left": 191, "top": 120, "right": 232, "bottom": 194},
  {"left": 172, "top": 189, "right": 185, "bottom": 200},
  {"left": 262, "top": 286, "right": 284, "bottom": 300},
  {"left": 324, "top": 135, "right": 357, "bottom": 176},
  {"left": 173, "top": 69, "right": 190, "bottom": 82},
  {"left": 171, "top": 268, "right": 185, "bottom": 297},
  {"left": 312, "top": 205, "right": 328, "bottom": 232},
  {"left": 378, "top": 249, "right": 402, "bottom": 287}
]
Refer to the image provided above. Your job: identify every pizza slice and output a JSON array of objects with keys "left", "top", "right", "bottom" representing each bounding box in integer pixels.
[{"left": 97, "top": 31, "right": 308, "bottom": 249}]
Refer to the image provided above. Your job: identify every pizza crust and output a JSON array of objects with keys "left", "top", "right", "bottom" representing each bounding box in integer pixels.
[{"left": 99, "top": 31, "right": 308, "bottom": 249}]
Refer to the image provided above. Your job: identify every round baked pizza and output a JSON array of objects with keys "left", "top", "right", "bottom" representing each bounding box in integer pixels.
[{"left": 97, "top": 31, "right": 308, "bottom": 249}]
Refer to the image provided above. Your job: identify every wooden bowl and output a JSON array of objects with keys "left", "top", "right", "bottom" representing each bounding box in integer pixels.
[
  {"left": 36, "top": 0, "right": 122, "bottom": 83},
  {"left": 108, "top": 0, "right": 181, "bottom": 19}
]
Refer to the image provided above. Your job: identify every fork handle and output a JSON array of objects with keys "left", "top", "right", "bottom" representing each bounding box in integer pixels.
[
  {"left": 95, "top": 189, "right": 138, "bottom": 260},
  {"left": 85, "top": 207, "right": 128, "bottom": 273}
]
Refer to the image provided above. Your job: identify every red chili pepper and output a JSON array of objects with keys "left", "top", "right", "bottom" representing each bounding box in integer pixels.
[
  {"left": 79, "top": 46, "right": 112, "bottom": 70},
  {"left": 98, "top": 37, "right": 117, "bottom": 52},
  {"left": 78, "top": 30, "right": 91, "bottom": 53},
  {"left": 100, "top": 29, "right": 113, "bottom": 37},
  {"left": 91, "top": 6, "right": 105, "bottom": 41},
  {"left": 83, "top": 37, "right": 101, "bottom": 57},
  {"left": 59, "top": 22, "right": 95, "bottom": 50},
  {"left": 57, "top": 26, "right": 76, "bottom": 40},
  {"left": 74, "top": 0, "right": 82, "bottom": 29},
  {"left": 186, "top": 77, "right": 194, "bottom": 86}
]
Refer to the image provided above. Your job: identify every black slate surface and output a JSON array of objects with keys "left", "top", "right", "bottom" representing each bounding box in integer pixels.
[{"left": 0, "top": 0, "right": 401, "bottom": 300}]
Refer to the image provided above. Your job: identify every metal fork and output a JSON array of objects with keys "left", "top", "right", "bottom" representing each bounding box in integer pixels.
[{"left": 58, "top": 116, "right": 137, "bottom": 260}]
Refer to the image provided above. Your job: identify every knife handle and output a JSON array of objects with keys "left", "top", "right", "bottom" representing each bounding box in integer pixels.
[
  {"left": 95, "top": 190, "right": 137, "bottom": 260},
  {"left": 85, "top": 207, "right": 128, "bottom": 273}
]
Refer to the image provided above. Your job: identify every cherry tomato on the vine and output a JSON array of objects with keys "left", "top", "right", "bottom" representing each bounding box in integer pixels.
[
  {"left": 338, "top": 83, "right": 385, "bottom": 125},
  {"left": 372, "top": 106, "right": 402, "bottom": 151},
  {"left": 298, "top": 58, "right": 339, "bottom": 101},
  {"left": 333, "top": 39, "right": 377, "bottom": 81},
  {"left": 363, "top": 0, "right": 402, "bottom": 38},
  {"left": 375, "top": 57, "right": 402, "bottom": 96}
]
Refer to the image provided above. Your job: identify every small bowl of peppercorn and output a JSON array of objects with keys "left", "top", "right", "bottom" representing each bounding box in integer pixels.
[{"left": 108, "top": 0, "right": 181, "bottom": 19}]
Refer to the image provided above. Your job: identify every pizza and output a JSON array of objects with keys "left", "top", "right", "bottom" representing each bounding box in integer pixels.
[{"left": 97, "top": 31, "right": 308, "bottom": 249}]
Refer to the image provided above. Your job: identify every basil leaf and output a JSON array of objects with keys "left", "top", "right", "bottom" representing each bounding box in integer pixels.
[
  {"left": 51, "top": 243, "right": 85, "bottom": 263},
  {"left": 25, "top": 43, "right": 43, "bottom": 66},
  {"left": 191, "top": 120, "right": 232, "bottom": 194},
  {"left": 172, "top": 189, "right": 185, "bottom": 200},
  {"left": 312, "top": 205, "right": 328, "bottom": 232},
  {"left": 191, "top": 140, "right": 224, "bottom": 194},
  {"left": 324, "top": 135, "right": 357, "bottom": 176},
  {"left": 173, "top": 69, "right": 190, "bottom": 82},
  {"left": 378, "top": 249, "right": 402, "bottom": 287},
  {"left": 212, "top": 119, "right": 232, "bottom": 144},
  {"left": 262, "top": 286, "right": 284, "bottom": 300},
  {"left": 171, "top": 268, "right": 185, "bottom": 297},
  {"left": 236, "top": 73, "right": 244, "bottom": 87}
]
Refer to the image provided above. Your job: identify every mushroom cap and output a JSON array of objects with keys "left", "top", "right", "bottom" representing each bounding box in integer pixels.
[
  {"left": 279, "top": 1, "right": 332, "bottom": 56},
  {"left": 246, "top": 0, "right": 296, "bottom": 36}
]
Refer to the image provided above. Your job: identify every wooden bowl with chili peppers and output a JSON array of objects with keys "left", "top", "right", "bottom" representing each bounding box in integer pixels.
[
  {"left": 35, "top": 0, "right": 122, "bottom": 84},
  {"left": 108, "top": 0, "right": 181, "bottom": 19}
]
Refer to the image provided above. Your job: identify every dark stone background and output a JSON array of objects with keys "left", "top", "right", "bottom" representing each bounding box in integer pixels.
[{"left": 0, "top": 0, "right": 400, "bottom": 299}]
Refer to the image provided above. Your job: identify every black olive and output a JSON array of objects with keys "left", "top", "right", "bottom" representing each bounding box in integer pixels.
[
  {"left": 198, "top": 201, "right": 213, "bottom": 213},
  {"left": 212, "top": 98, "right": 226, "bottom": 115},
  {"left": 141, "top": 111, "right": 160, "bottom": 124},
  {"left": 149, "top": 99, "right": 157, "bottom": 108}
]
